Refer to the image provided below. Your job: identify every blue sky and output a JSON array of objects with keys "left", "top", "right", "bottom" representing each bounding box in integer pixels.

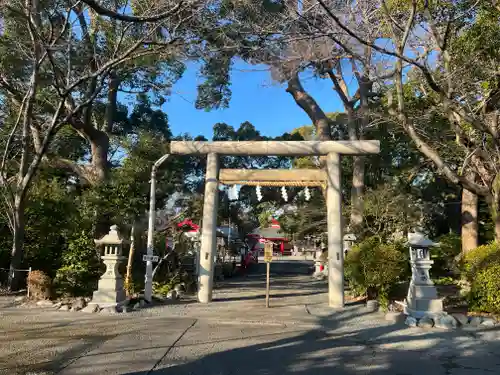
[{"left": 162, "top": 60, "right": 348, "bottom": 139}]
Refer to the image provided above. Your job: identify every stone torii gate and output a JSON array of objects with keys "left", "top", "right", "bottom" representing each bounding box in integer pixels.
[{"left": 168, "top": 140, "right": 380, "bottom": 308}]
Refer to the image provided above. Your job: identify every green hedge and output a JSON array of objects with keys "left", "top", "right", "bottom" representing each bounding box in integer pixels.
[
  {"left": 462, "top": 242, "right": 500, "bottom": 280},
  {"left": 461, "top": 242, "right": 500, "bottom": 314},
  {"left": 53, "top": 231, "right": 101, "bottom": 297},
  {"left": 345, "top": 237, "right": 408, "bottom": 310}
]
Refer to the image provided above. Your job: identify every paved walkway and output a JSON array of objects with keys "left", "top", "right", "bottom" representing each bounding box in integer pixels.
[{"left": 1, "top": 265, "right": 500, "bottom": 375}]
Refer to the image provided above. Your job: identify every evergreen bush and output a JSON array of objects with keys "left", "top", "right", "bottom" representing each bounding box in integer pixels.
[{"left": 345, "top": 237, "right": 408, "bottom": 310}]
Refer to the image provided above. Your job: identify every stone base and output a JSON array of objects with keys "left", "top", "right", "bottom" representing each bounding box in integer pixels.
[
  {"left": 90, "top": 289, "right": 127, "bottom": 308},
  {"left": 408, "top": 284, "right": 438, "bottom": 299},
  {"left": 405, "top": 281, "right": 443, "bottom": 319},
  {"left": 404, "top": 299, "right": 444, "bottom": 319}
]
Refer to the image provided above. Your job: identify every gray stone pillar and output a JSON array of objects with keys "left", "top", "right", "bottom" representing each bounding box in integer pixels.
[
  {"left": 198, "top": 153, "right": 219, "bottom": 303},
  {"left": 326, "top": 152, "right": 344, "bottom": 308}
]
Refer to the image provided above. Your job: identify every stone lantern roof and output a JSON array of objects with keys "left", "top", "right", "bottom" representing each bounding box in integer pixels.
[
  {"left": 407, "top": 231, "right": 438, "bottom": 248},
  {"left": 94, "top": 225, "right": 130, "bottom": 246},
  {"left": 343, "top": 233, "right": 357, "bottom": 241}
]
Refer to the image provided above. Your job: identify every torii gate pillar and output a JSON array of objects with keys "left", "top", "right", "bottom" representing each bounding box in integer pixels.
[
  {"left": 326, "top": 152, "right": 343, "bottom": 308},
  {"left": 198, "top": 153, "right": 219, "bottom": 303}
]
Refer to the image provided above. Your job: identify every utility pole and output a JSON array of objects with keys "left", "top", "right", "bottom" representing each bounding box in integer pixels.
[{"left": 144, "top": 154, "right": 170, "bottom": 303}]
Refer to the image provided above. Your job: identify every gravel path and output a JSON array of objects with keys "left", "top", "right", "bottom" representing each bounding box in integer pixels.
[{"left": 1, "top": 265, "right": 500, "bottom": 375}]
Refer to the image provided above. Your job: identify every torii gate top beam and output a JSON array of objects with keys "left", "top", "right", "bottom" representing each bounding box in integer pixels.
[{"left": 170, "top": 140, "right": 380, "bottom": 156}]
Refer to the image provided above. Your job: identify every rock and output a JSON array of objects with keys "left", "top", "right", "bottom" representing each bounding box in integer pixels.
[
  {"left": 14, "top": 296, "right": 25, "bottom": 303},
  {"left": 174, "top": 283, "right": 186, "bottom": 296},
  {"left": 81, "top": 304, "right": 100, "bottom": 313},
  {"left": 417, "top": 316, "right": 435, "bottom": 328},
  {"left": 71, "top": 297, "right": 87, "bottom": 311},
  {"left": 405, "top": 316, "right": 418, "bottom": 327},
  {"left": 385, "top": 312, "right": 405, "bottom": 324},
  {"left": 313, "top": 272, "right": 326, "bottom": 281},
  {"left": 452, "top": 313, "right": 469, "bottom": 326},
  {"left": 166, "top": 290, "right": 178, "bottom": 300},
  {"left": 469, "top": 316, "right": 483, "bottom": 327},
  {"left": 58, "top": 304, "right": 70, "bottom": 311},
  {"left": 36, "top": 299, "right": 54, "bottom": 307},
  {"left": 435, "top": 314, "right": 458, "bottom": 330},
  {"left": 480, "top": 317, "right": 497, "bottom": 327},
  {"left": 100, "top": 306, "right": 119, "bottom": 314}
]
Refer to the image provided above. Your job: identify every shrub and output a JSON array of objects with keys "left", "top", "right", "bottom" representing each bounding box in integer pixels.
[
  {"left": 27, "top": 270, "right": 52, "bottom": 300},
  {"left": 345, "top": 237, "right": 408, "bottom": 310},
  {"left": 153, "top": 273, "right": 180, "bottom": 296},
  {"left": 461, "top": 242, "right": 500, "bottom": 281},
  {"left": 469, "top": 263, "right": 500, "bottom": 313},
  {"left": 461, "top": 243, "right": 500, "bottom": 314},
  {"left": 53, "top": 231, "right": 102, "bottom": 297}
]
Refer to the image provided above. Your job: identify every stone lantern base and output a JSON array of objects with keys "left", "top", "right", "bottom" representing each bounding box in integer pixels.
[
  {"left": 90, "top": 255, "right": 127, "bottom": 308},
  {"left": 405, "top": 282, "right": 443, "bottom": 319}
]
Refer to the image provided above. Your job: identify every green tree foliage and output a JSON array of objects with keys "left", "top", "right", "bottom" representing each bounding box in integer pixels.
[{"left": 53, "top": 231, "right": 102, "bottom": 297}]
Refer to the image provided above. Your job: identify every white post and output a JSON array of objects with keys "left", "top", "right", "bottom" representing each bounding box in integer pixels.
[
  {"left": 27, "top": 267, "right": 31, "bottom": 298},
  {"left": 326, "top": 152, "right": 344, "bottom": 308},
  {"left": 198, "top": 153, "right": 219, "bottom": 303},
  {"left": 145, "top": 154, "right": 170, "bottom": 302}
]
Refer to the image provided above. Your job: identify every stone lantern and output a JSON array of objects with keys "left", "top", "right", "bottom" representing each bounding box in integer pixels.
[
  {"left": 343, "top": 233, "right": 357, "bottom": 255},
  {"left": 90, "top": 225, "right": 129, "bottom": 307},
  {"left": 405, "top": 230, "right": 443, "bottom": 318}
]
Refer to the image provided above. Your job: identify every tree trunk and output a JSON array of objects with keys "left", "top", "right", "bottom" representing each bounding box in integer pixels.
[
  {"left": 8, "top": 199, "right": 26, "bottom": 291},
  {"left": 349, "top": 75, "right": 370, "bottom": 235},
  {"left": 495, "top": 214, "right": 500, "bottom": 244},
  {"left": 493, "top": 195, "right": 500, "bottom": 243},
  {"left": 89, "top": 133, "right": 110, "bottom": 184},
  {"left": 286, "top": 73, "right": 331, "bottom": 141},
  {"left": 350, "top": 155, "right": 365, "bottom": 233},
  {"left": 461, "top": 187, "right": 478, "bottom": 253},
  {"left": 490, "top": 175, "right": 500, "bottom": 243},
  {"left": 286, "top": 72, "right": 331, "bottom": 198},
  {"left": 89, "top": 133, "right": 110, "bottom": 236}
]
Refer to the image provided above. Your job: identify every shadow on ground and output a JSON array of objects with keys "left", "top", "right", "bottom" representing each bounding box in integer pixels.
[{"left": 121, "top": 315, "right": 500, "bottom": 375}]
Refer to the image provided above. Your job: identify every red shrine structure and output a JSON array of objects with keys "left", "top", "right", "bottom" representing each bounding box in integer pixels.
[{"left": 246, "top": 219, "right": 292, "bottom": 256}]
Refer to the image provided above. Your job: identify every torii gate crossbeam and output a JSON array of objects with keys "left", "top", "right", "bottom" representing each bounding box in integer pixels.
[{"left": 168, "top": 140, "right": 380, "bottom": 308}]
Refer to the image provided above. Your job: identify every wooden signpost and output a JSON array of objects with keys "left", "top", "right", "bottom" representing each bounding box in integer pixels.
[{"left": 264, "top": 242, "right": 273, "bottom": 308}]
